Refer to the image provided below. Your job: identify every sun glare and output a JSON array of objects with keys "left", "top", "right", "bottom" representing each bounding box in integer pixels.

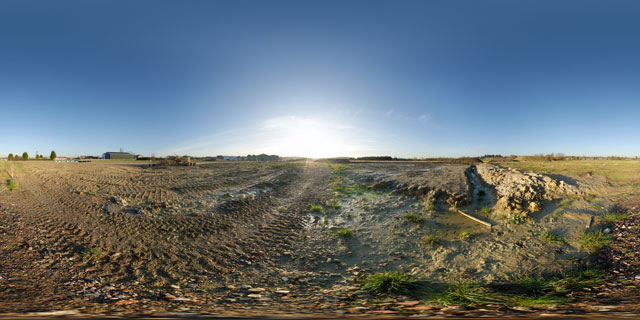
[{"left": 264, "top": 117, "right": 347, "bottom": 158}]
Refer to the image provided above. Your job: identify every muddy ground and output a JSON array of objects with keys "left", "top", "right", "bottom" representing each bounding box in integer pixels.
[{"left": 0, "top": 160, "right": 637, "bottom": 316}]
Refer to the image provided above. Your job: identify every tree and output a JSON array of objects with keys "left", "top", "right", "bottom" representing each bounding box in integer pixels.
[
  {"left": 50, "top": 150, "right": 56, "bottom": 160},
  {"left": 22, "top": 152, "right": 28, "bottom": 160},
  {"left": 8, "top": 153, "right": 13, "bottom": 161}
]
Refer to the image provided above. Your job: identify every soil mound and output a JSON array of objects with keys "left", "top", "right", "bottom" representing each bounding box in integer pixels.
[{"left": 476, "top": 163, "right": 580, "bottom": 216}]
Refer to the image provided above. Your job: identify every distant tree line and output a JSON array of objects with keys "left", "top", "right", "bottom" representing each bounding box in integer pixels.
[
  {"left": 243, "top": 154, "right": 279, "bottom": 161},
  {"left": 6, "top": 151, "right": 56, "bottom": 161}
]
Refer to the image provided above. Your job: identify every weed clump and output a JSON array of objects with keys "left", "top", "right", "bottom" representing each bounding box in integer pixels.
[
  {"left": 509, "top": 213, "right": 525, "bottom": 224},
  {"left": 308, "top": 204, "right": 323, "bottom": 212},
  {"left": 480, "top": 206, "right": 491, "bottom": 214},
  {"left": 6, "top": 179, "right": 16, "bottom": 191},
  {"left": 82, "top": 247, "right": 103, "bottom": 260},
  {"left": 336, "top": 228, "right": 354, "bottom": 238},
  {"left": 404, "top": 213, "right": 425, "bottom": 224},
  {"left": 459, "top": 231, "right": 472, "bottom": 241},
  {"left": 584, "top": 194, "right": 596, "bottom": 202},
  {"left": 421, "top": 234, "right": 440, "bottom": 246},
  {"left": 581, "top": 231, "right": 611, "bottom": 253},
  {"left": 540, "top": 231, "right": 565, "bottom": 244},
  {"left": 361, "top": 271, "right": 416, "bottom": 295}
]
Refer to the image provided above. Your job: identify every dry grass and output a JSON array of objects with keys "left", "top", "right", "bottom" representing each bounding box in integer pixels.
[{"left": 502, "top": 160, "right": 640, "bottom": 187}]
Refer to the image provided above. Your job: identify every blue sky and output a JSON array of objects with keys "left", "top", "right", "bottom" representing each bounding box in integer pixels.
[{"left": 2, "top": 0, "right": 640, "bottom": 158}]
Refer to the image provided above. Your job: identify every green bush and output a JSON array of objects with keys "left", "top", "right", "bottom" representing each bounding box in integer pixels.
[
  {"left": 22, "top": 152, "right": 28, "bottom": 160},
  {"left": 480, "top": 206, "right": 491, "bottom": 214},
  {"left": 50, "top": 150, "right": 56, "bottom": 160}
]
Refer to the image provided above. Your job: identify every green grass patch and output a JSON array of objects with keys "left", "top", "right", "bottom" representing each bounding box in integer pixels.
[
  {"left": 553, "top": 211, "right": 565, "bottom": 218},
  {"left": 361, "top": 271, "right": 416, "bottom": 295},
  {"left": 479, "top": 206, "right": 491, "bottom": 214},
  {"left": 459, "top": 231, "right": 472, "bottom": 241},
  {"left": 540, "top": 231, "right": 565, "bottom": 244},
  {"left": 421, "top": 234, "right": 441, "bottom": 246},
  {"left": 82, "top": 247, "right": 103, "bottom": 260},
  {"left": 6, "top": 179, "right": 16, "bottom": 191},
  {"left": 560, "top": 201, "right": 571, "bottom": 208},
  {"left": 336, "top": 228, "right": 355, "bottom": 238},
  {"left": 581, "top": 231, "right": 612, "bottom": 253},
  {"left": 584, "top": 194, "right": 597, "bottom": 202},
  {"left": 426, "top": 204, "right": 437, "bottom": 211},
  {"left": 308, "top": 204, "right": 323, "bottom": 212},
  {"left": 404, "top": 213, "right": 425, "bottom": 224},
  {"left": 430, "top": 267, "right": 603, "bottom": 307},
  {"left": 509, "top": 213, "right": 525, "bottom": 224},
  {"left": 436, "top": 282, "right": 502, "bottom": 306},
  {"left": 602, "top": 213, "right": 629, "bottom": 223}
]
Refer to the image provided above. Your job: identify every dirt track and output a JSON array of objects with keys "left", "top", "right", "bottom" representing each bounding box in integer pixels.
[{"left": 0, "top": 161, "right": 331, "bottom": 312}]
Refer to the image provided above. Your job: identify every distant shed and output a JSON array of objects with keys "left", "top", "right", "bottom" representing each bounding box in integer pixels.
[{"left": 103, "top": 152, "right": 137, "bottom": 160}]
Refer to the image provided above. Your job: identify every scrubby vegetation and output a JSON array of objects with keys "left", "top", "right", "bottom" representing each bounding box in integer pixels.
[
  {"left": 480, "top": 206, "right": 491, "bottom": 214},
  {"left": 459, "top": 231, "right": 472, "bottom": 241}
]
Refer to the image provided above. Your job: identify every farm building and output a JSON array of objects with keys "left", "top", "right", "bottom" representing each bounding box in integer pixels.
[{"left": 102, "top": 152, "right": 137, "bottom": 160}]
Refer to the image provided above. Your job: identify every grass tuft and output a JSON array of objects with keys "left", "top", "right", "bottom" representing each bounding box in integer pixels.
[
  {"left": 584, "top": 194, "right": 597, "bottom": 202},
  {"left": 459, "top": 231, "right": 472, "bottom": 241},
  {"left": 82, "top": 247, "right": 103, "bottom": 260},
  {"left": 404, "top": 213, "right": 425, "bottom": 224},
  {"left": 6, "top": 179, "right": 17, "bottom": 191},
  {"left": 509, "top": 213, "right": 525, "bottom": 224},
  {"left": 540, "top": 231, "right": 565, "bottom": 244},
  {"left": 581, "top": 231, "right": 611, "bottom": 253},
  {"left": 480, "top": 206, "right": 491, "bottom": 214},
  {"left": 336, "top": 228, "right": 355, "bottom": 238},
  {"left": 421, "top": 234, "right": 441, "bottom": 246},
  {"left": 361, "top": 271, "right": 416, "bottom": 295}
]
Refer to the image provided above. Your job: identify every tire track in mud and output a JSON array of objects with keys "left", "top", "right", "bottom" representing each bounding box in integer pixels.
[{"left": 1, "top": 162, "right": 331, "bottom": 291}]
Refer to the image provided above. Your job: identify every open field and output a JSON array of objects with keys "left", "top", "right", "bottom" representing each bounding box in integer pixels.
[
  {"left": 0, "top": 160, "right": 639, "bottom": 315},
  {"left": 499, "top": 160, "right": 640, "bottom": 188}
]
